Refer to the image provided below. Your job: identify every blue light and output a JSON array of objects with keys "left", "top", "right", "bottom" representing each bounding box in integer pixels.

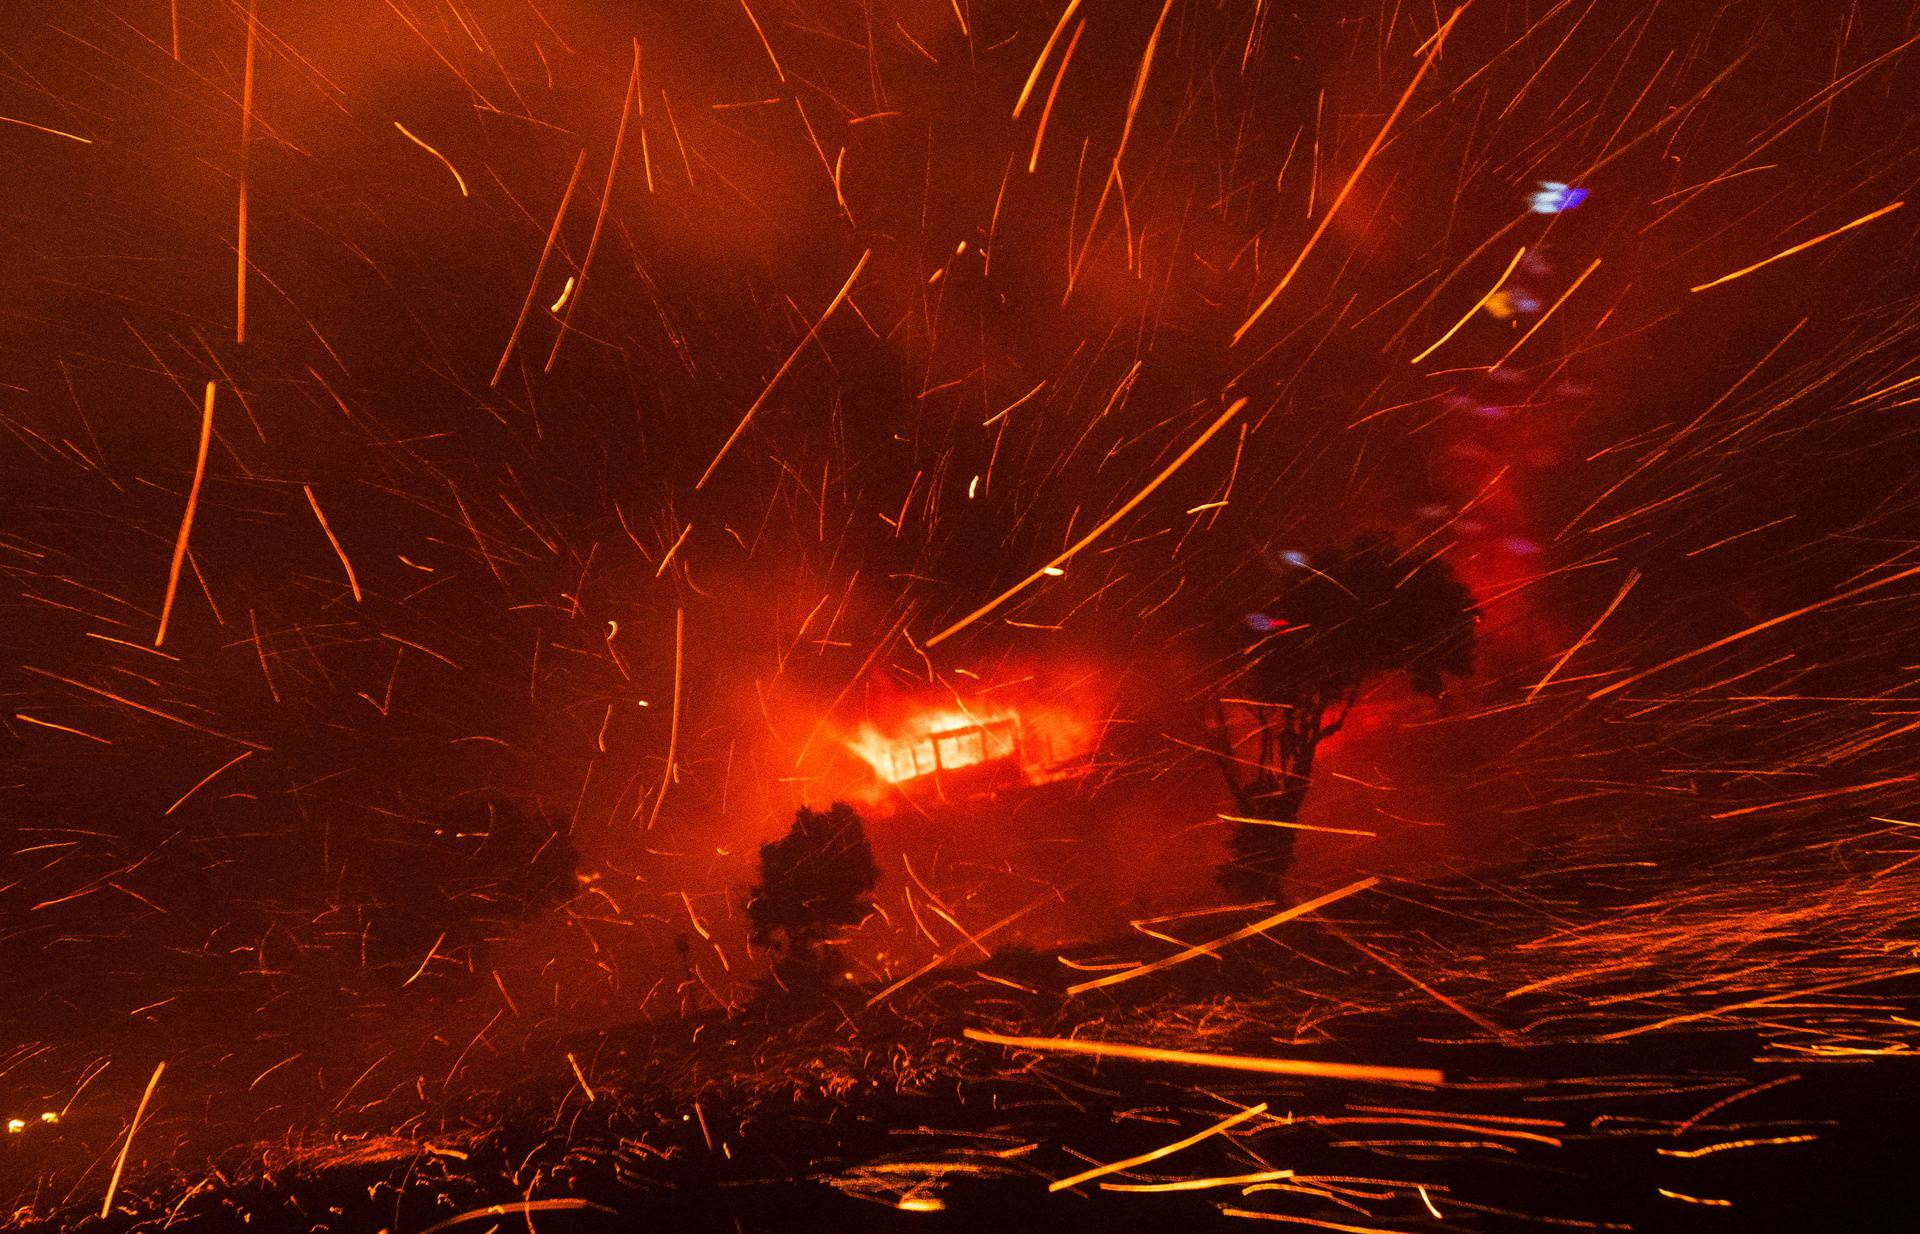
[{"left": 1528, "top": 181, "right": 1589, "bottom": 214}]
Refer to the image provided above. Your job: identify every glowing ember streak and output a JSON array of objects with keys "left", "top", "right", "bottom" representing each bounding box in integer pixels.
[
  {"left": 1068, "top": 877, "right": 1380, "bottom": 996},
  {"left": 566, "top": 1051, "right": 596, "bottom": 1102},
  {"left": 491, "top": 149, "right": 586, "bottom": 387},
  {"left": 926, "top": 396, "right": 1246, "bottom": 646},
  {"left": 963, "top": 1030, "right": 1444, "bottom": 1085},
  {"left": 1100, "top": 1169, "right": 1296, "bottom": 1193},
  {"left": 695, "top": 250, "right": 872, "bottom": 490},
  {"left": 393, "top": 121, "right": 469, "bottom": 197},
  {"left": 1493, "top": 257, "right": 1602, "bottom": 370},
  {"left": 165, "top": 750, "right": 254, "bottom": 814},
  {"left": 1657, "top": 1189, "right": 1732, "bottom": 1207},
  {"left": 100, "top": 1060, "right": 164, "bottom": 1218},
  {"left": 1028, "top": 19, "right": 1084, "bottom": 174},
  {"left": 14, "top": 713, "right": 111, "bottom": 743},
  {"left": 1408, "top": 247, "right": 1528, "bottom": 365},
  {"left": 1217, "top": 1207, "right": 1410, "bottom": 1232},
  {"left": 736, "top": 0, "right": 787, "bottom": 83},
  {"left": 1218, "top": 814, "right": 1377, "bottom": 837},
  {"left": 1526, "top": 568, "right": 1640, "bottom": 700},
  {"left": 236, "top": 0, "right": 256, "bottom": 345},
  {"left": 155, "top": 382, "right": 215, "bottom": 647},
  {"left": 646, "top": 607, "right": 684, "bottom": 830},
  {"left": 1232, "top": 6, "right": 1465, "bottom": 347},
  {"left": 302, "top": 484, "right": 362, "bottom": 602},
  {"left": 545, "top": 45, "right": 640, "bottom": 374},
  {"left": 1049, "top": 1102, "right": 1268, "bottom": 1192},
  {"left": 414, "top": 1200, "right": 614, "bottom": 1234},
  {"left": 1658, "top": 1134, "right": 1817, "bottom": 1158},
  {"left": 1012, "top": 0, "right": 1082, "bottom": 118},
  {"left": 22, "top": 666, "right": 267, "bottom": 750},
  {"left": 1588, "top": 561, "right": 1920, "bottom": 699},
  {"left": 0, "top": 114, "right": 92, "bottom": 143},
  {"left": 1690, "top": 200, "right": 1904, "bottom": 293}
]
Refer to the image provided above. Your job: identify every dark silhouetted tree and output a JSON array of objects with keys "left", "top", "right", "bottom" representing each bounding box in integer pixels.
[
  {"left": 1207, "top": 535, "right": 1477, "bottom": 897},
  {"left": 748, "top": 802, "right": 878, "bottom": 989}
]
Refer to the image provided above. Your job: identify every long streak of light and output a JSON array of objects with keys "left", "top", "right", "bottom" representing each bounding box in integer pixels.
[
  {"left": 925, "top": 396, "right": 1247, "bottom": 647},
  {"left": 1526, "top": 569, "right": 1639, "bottom": 700},
  {"left": 393, "top": 121, "right": 469, "bottom": 197},
  {"left": 302, "top": 485, "right": 362, "bottom": 602},
  {"left": 0, "top": 114, "right": 92, "bottom": 143},
  {"left": 100, "top": 1061, "right": 165, "bottom": 1218},
  {"left": 236, "top": 0, "right": 257, "bottom": 345},
  {"left": 545, "top": 46, "right": 640, "bottom": 373},
  {"left": 695, "top": 250, "right": 871, "bottom": 490},
  {"left": 1069, "top": 877, "right": 1379, "bottom": 996},
  {"left": 1491, "top": 257, "right": 1601, "bottom": 370},
  {"left": 1588, "top": 561, "right": 1920, "bottom": 698},
  {"left": 1100, "top": 1169, "right": 1296, "bottom": 1193},
  {"left": 1231, "top": 6, "right": 1465, "bottom": 347},
  {"left": 413, "top": 1200, "right": 614, "bottom": 1234},
  {"left": 155, "top": 383, "right": 215, "bottom": 647},
  {"left": 491, "top": 149, "right": 586, "bottom": 386},
  {"left": 165, "top": 750, "right": 254, "bottom": 815},
  {"left": 1408, "top": 247, "right": 1527, "bottom": 365},
  {"left": 1012, "top": 0, "right": 1082, "bottom": 118},
  {"left": 1049, "top": 1102, "right": 1269, "bottom": 1192},
  {"left": 1690, "top": 201, "right": 1904, "bottom": 293},
  {"left": 1218, "top": 815, "right": 1377, "bottom": 837},
  {"left": 1028, "top": 19, "right": 1085, "bottom": 174},
  {"left": 736, "top": 0, "right": 786, "bottom": 83},
  {"left": 963, "top": 1030, "right": 1444, "bottom": 1085},
  {"left": 646, "top": 608, "right": 684, "bottom": 831},
  {"left": 22, "top": 667, "right": 268, "bottom": 750}
]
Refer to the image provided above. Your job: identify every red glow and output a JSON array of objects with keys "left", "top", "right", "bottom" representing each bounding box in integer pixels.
[{"left": 842, "top": 700, "right": 1097, "bottom": 797}]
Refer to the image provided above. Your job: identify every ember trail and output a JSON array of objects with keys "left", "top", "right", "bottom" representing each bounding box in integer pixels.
[{"left": 3, "top": 2, "right": 1918, "bottom": 1232}]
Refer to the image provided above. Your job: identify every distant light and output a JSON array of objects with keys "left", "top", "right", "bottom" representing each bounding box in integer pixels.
[
  {"left": 1279, "top": 549, "right": 1309, "bottom": 567},
  {"left": 1245, "top": 612, "right": 1283, "bottom": 632},
  {"left": 5, "top": 1119, "right": 23, "bottom": 1134},
  {"left": 1502, "top": 537, "right": 1541, "bottom": 555},
  {"left": 898, "top": 1196, "right": 946, "bottom": 1213},
  {"left": 1041, "top": 565, "right": 1064, "bottom": 576},
  {"left": 1529, "top": 181, "right": 1589, "bottom": 214},
  {"left": 40, "top": 1112, "right": 57, "bottom": 1124}
]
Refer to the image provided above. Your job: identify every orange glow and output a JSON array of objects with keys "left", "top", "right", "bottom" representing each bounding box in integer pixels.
[{"left": 841, "top": 700, "right": 1095, "bottom": 794}]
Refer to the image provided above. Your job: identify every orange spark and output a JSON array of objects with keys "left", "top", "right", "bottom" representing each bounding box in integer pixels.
[
  {"left": 1219, "top": 814, "right": 1377, "bottom": 837},
  {"left": 1408, "top": 247, "right": 1528, "bottom": 365},
  {"left": 1589, "top": 561, "right": 1920, "bottom": 698},
  {"left": 101, "top": 1061, "right": 165, "bottom": 1218},
  {"left": 1492, "top": 256, "right": 1602, "bottom": 370},
  {"left": 1049, "top": 1102, "right": 1268, "bottom": 1192},
  {"left": 1028, "top": 19, "right": 1084, "bottom": 174},
  {"left": 645, "top": 608, "right": 684, "bottom": 830},
  {"left": 236, "top": 0, "right": 257, "bottom": 345},
  {"left": 546, "top": 45, "right": 640, "bottom": 373},
  {"left": 393, "top": 121, "right": 469, "bottom": 197},
  {"left": 14, "top": 714, "right": 111, "bottom": 744},
  {"left": 1100, "top": 1170, "right": 1296, "bottom": 1193},
  {"left": 491, "top": 149, "right": 586, "bottom": 387},
  {"left": 155, "top": 382, "right": 215, "bottom": 647},
  {"left": 925, "top": 396, "right": 1246, "bottom": 647},
  {"left": 302, "top": 484, "right": 362, "bottom": 602},
  {"left": 0, "top": 114, "right": 92, "bottom": 143},
  {"left": 695, "top": 250, "right": 871, "bottom": 490},
  {"left": 1691, "top": 200, "right": 1904, "bottom": 293},
  {"left": 1527, "top": 568, "right": 1640, "bottom": 700},
  {"left": 1012, "top": 0, "right": 1082, "bottom": 118},
  {"left": 963, "top": 1029, "right": 1444, "bottom": 1085},
  {"left": 1232, "top": 6, "right": 1466, "bottom": 347},
  {"left": 1068, "top": 876, "right": 1380, "bottom": 996},
  {"left": 165, "top": 750, "right": 254, "bottom": 815},
  {"left": 736, "top": 0, "right": 786, "bottom": 83}
]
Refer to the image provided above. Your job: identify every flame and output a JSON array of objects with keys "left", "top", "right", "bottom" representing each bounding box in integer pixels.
[{"left": 841, "top": 700, "right": 1096, "bottom": 791}]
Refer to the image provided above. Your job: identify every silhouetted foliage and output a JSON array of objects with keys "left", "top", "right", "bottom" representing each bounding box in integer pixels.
[
  {"left": 748, "top": 802, "right": 878, "bottom": 989},
  {"left": 1209, "top": 535, "right": 1478, "bottom": 897}
]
